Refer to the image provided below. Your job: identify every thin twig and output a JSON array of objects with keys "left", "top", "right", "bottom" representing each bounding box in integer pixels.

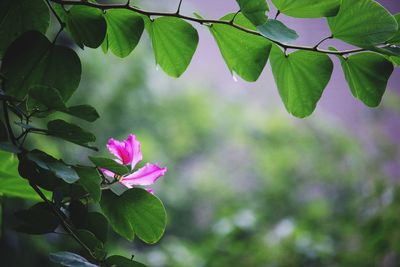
[
  {"left": 314, "top": 35, "right": 333, "bottom": 49},
  {"left": 176, "top": 0, "right": 183, "bottom": 14}
]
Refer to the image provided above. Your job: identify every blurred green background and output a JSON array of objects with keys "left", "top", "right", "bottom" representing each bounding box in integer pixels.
[{"left": 2, "top": 24, "right": 400, "bottom": 267}]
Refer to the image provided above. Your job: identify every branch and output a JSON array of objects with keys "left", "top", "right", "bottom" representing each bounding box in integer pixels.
[{"left": 49, "top": 0, "right": 368, "bottom": 56}]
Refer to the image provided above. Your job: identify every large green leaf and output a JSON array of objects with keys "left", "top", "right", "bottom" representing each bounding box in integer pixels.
[
  {"left": 75, "top": 166, "right": 102, "bottom": 202},
  {"left": 0, "top": 151, "right": 44, "bottom": 201},
  {"left": 236, "top": 0, "right": 269, "bottom": 26},
  {"left": 100, "top": 188, "right": 166, "bottom": 243},
  {"left": 388, "top": 14, "right": 400, "bottom": 44},
  {"left": 49, "top": 251, "right": 98, "bottom": 267},
  {"left": 47, "top": 120, "right": 97, "bottom": 149},
  {"left": 104, "top": 256, "right": 147, "bottom": 267},
  {"left": 148, "top": 17, "right": 199, "bottom": 78},
  {"left": 271, "top": 0, "right": 340, "bottom": 18},
  {"left": 270, "top": 45, "right": 333, "bottom": 118},
  {"left": 328, "top": 0, "right": 398, "bottom": 47},
  {"left": 0, "top": 0, "right": 49, "bottom": 57},
  {"left": 337, "top": 52, "right": 394, "bottom": 107},
  {"left": 15, "top": 202, "right": 59, "bottom": 234},
  {"left": 102, "top": 9, "right": 144, "bottom": 58},
  {"left": 210, "top": 13, "right": 271, "bottom": 82},
  {"left": 257, "top": 19, "right": 298, "bottom": 44},
  {"left": 76, "top": 229, "right": 106, "bottom": 260},
  {"left": 64, "top": 5, "right": 107, "bottom": 48},
  {"left": 88, "top": 157, "right": 129, "bottom": 176},
  {"left": 1, "top": 31, "right": 81, "bottom": 101}
]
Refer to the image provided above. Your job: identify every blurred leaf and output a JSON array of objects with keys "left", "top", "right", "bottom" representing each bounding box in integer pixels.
[
  {"left": 236, "top": 0, "right": 269, "bottom": 26},
  {"left": 27, "top": 150, "right": 80, "bottom": 184},
  {"left": 15, "top": 202, "right": 59, "bottom": 234},
  {"left": 47, "top": 120, "right": 97, "bottom": 150},
  {"left": 328, "top": 0, "right": 398, "bottom": 47},
  {"left": 337, "top": 52, "right": 394, "bottom": 107},
  {"left": 75, "top": 166, "right": 102, "bottom": 202},
  {"left": 257, "top": 19, "right": 298, "bottom": 44},
  {"left": 270, "top": 45, "right": 333, "bottom": 118},
  {"left": 29, "top": 85, "right": 67, "bottom": 110},
  {"left": 100, "top": 188, "right": 166, "bottom": 243},
  {"left": 64, "top": 5, "right": 107, "bottom": 48},
  {"left": 49, "top": 251, "right": 98, "bottom": 267},
  {"left": 388, "top": 14, "right": 400, "bottom": 44},
  {"left": 102, "top": 9, "right": 144, "bottom": 58},
  {"left": 103, "top": 255, "right": 147, "bottom": 267},
  {"left": 69, "top": 200, "right": 88, "bottom": 229},
  {"left": 76, "top": 229, "right": 106, "bottom": 260},
  {"left": 0, "top": 119, "right": 7, "bottom": 142},
  {"left": 148, "top": 17, "right": 199, "bottom": 78},
  {"left": 0, "top": 0, "right": 49, "bottom": 57},
  {"left": 86, "top": 212, "right": 109, "bottom": 244},
  {"left": 0, "top": 151, "right": 45, "bottom": 201},
  {"left": 271, "top": 0, "right": 340, "bottom": 18},
  {"left": 210, "top": 13, "right": 271, "bottom": 82},
  {"left": 1, "top": 31, "right": 81, "bottom": 101},
  {"left": 64, "top": 105, "right": 100, "bottom": 122},
  {"left": 88, "top": 157, "right": 129, "bottom": 176}
]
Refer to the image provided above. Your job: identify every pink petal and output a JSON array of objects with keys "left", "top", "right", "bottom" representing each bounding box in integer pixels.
[
  {"left": 120, "top": 163, "right": 167, "bottom": 188},
  {"left": 106, "top": 138, "right": 131, "bottom": 165},
  {"left": 147, "top": 188, "right": 155, "bottom": 194},
  {"left": 100, "top": 168, "right": 115, "bottom": 178},
  {"left": 125, "top": 134, "right": 142, "bottom": 169}
]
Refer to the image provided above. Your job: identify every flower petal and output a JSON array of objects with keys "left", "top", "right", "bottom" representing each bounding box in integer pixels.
[
  {"left": 120, "top": 163, "right": 167, "bottom": 187},
  {"left": 106, "top": 138, "right": 131, "bottom": 165},
  {"left": 100, "top": 168, "right": 115, "bottom": 178},
  {"left": 125, "top": 134, "right": 142, "bottom": 169}
]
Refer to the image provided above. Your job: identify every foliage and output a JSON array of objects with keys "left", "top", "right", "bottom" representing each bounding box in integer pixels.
[{"left": 0, "top": 0, "right": 398, "bottom": 266}]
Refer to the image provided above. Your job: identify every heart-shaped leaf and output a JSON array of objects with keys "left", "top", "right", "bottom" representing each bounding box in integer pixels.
[
  {"left": 257, "top": 19, "right": 298, "bottom": 44},
  {"left": 271, "top": 0, "right": 340, "bottom": 18}
]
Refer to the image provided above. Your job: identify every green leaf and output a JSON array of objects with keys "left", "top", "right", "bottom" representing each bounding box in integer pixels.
[
  {"left": 0, "top": 119, "right": 7, "bottom": 142},
  {"left": 370, "top": 45, "right": 400, "bottom": 57},
  {"left": 100, "top": 188, "right": 166, "bottom": 243},
  {"left": 1, "top": 31, "right": 81, "bottom": 101},
  {"left": 337, "top": 52, "right": 394, "bottom": 107},
  {"left": 47, "top": 120, "right": 97, "bottom": 150},
  {"left": 49, "top": 251, "right": 98, "bottom": 267},
  {"left": 148, "top": 17, "right": 199, "bottom": 78},
  {"left": 0, "top": 0, "right": 49, "bottom": 57},
  {"left": 389, "top": 56, "right": 400, "bottom": 66},
  {"left": 0, "top": 151, "right": 45, "bottom": 201},
  {"left": 88, "top": 157, "right": 129, "bottom": 176},
  {"left": 63, "top": 5, "right": 107, "bottom": 48},
  {"left": 102, "top": 9, "right": 144, "bottom": 58},
  {"left": 76, "top": 229, "right": 106, "bottom": 260},
  {"left": 271, "top": 0, "right": 340, "bottom": 18},
  {"left": 210, "top": 13, "right": 271, "bottom": 82},
  {"left": 236, "top": 0, "right": 269, "bottom": 26},
  {"left": 86, "top": 212, "right": 109, "bottom": 244},
  {"left": 327, "top": 0, "right": 398, "bottom": 47},
  {"left": 388, "top": 14, "right": 400, "bottom": 44},
  {"left": 257, "top": 19, "right": 298, "bottom": 44},
  {"left": 15, "top": 202, "right": 59, "bottom": 234},
  {"left": 270, "top": 45, "right": 333, "bottom": 118},
  {"left": 75, "top": 166, "right": 101, "bottom": 202},
  {"left": 104, "top": 256, "right": 147, "bottom": 267},
  {"left": 29, "top": 85, "right": 67, "bottom": 110},
  {"left": 27, "top": 150, "right": 80, "bottom": 184},
  {"left": 64, "top": 105, "right": 100, "bottom": 122}
]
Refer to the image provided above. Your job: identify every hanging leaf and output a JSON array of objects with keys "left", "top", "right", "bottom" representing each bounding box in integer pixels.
[
  {"left": 148, "top": 17, "right": 199, "bottom": 78},
  {"left": 0, "top": 0, "right": 49, "bottom": 57},
  {"left": 257, "top": 19, "right": 299, "bottom": 44},
  {"left": 15, "top": 202, "right": 59, "bottom": 234},
  {"left": 102, "top": 9, "right": 144, "bottom": 58},
  {"left": 88, "top": 157, "right": 129, "bottom": 176},
  {"left": 75, "top": 166, "right": 102, "bottom": 202},
  {"left": 236, "top": 0, "right": 269, "bottom": 26},
  {"left": 337, "top": 52, "right": 394, "bottom": 107},
  {"left": 210, "top": 13, "right": 271, "bottom": 82},
  {"left": 328, "top": 0, "right": 398, "bottom": 47},
  {"left": 104, "top": 255, "right": 147, "bottom": 267},
  {"left": 49, "top": 251, "right": 98, "bottom": 267},
  {"left": 63, "top": 105, "right": 100, "bottom": 122},
  {"left": 271, "top": 0, "right": 341, "bottom": 18},
  {"left": 100, "top": 188, "right": 166, "bottom": 243},
  {"left": 270, "top": 45, "right": 333, "bottom": 118},
  {"left": 1, "top": 31, "right": 81, "bottom": 101}
]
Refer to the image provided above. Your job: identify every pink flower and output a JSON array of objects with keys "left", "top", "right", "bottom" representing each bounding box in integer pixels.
[{"left": 103, "top": 134, "right": 167, "bottom": 192}]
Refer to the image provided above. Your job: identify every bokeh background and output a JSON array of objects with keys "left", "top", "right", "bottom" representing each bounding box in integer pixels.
[{"left": 1, "top": 0, "right": 400, "bottom": 266}]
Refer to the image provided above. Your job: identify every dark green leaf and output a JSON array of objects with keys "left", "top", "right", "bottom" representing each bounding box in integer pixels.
[
  {"left": 1, "top": 31, "right": 81, "bottom": 101},
  {"left": 49, "top": 251, "right": 98, "bottom": 267},
  {"left": 102, "top": 9, "right": 144, "bottom": 58},
  {"left": 47, "top": 120, "right": 97, "bottom": 150},
  {"left": 75, "top": 166, "right": 102, "bottom": 202},
  {"left": 370, "top": 45, "right": 400, "bottom": 57},
  {"left": 88, "top": 157, "right": 129, "bottom": 176},
  {"left": 0, "top": 0, "right": 49, "bottom": 57},
  {"left": 271, "top": 0, "right": 340, "bottom": 18},
  {"left": 270, "top": 45, "right": 333, "bottom": 118},
  {"left": 100, "top": 188, "right": 166, "bottom": 243},
  {"left": 15, "top": 202, "right": 59, "bottom": 234},
  {"left": 337, "top": 52, "right": 394, "bottom": 107},
  {"left": 148, "top": 17, "right": 199, "bottom": 78},
  {"left": 63, "top": 5, "right": 107, "bottom": 48},
  {"left": 76, "top": 229, "right": 106, "bottom": 260},
  {"left": 64, "top": 105, "right": 100, "bottom": 122},
  {"left": 69, "top": 200, "right": 88, "bottom": 229},
  {"left": 210, "top": 13, "right": 271, "bottom": 82},
  {"left": 29, "top": 85, "right": 67, "bottom": 110},
  {"left": 388, "top": 14, "right": 400, "bottom": 44},
  {"left": 0, "top": 119, "right": 7, "bottom": 142},
  {"left": 257, "top": 19, "right": 298, "bottom": 44},
  {"left": 328, "top": 0, "right": 398, "bottom": 47},
  {"left": 104, "top": 256, "right": 147, "bottom": 267},
  {"left": 86, "top": 212, "right": 109, "bottom": 244},
  {"left": 236, "top": 0, "right": 269, "bottom": 26}
]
